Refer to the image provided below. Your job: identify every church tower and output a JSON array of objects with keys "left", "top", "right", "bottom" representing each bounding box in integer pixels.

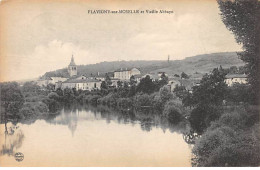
[{"left": 68, "top": 55, "right": 77, "bottom": 77}]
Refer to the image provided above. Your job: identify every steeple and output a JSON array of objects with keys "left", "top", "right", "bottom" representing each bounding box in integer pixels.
[
  {"left": 68, "top": 55, "right": 77, "bottom": 77},
  {"left": 69, "top": 55, "right": 76, "bottom": 66}
]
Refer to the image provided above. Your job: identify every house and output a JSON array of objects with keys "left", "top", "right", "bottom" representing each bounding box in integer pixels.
[
  {"left": 37, "top": 76, "right": 68, "bottom": 87},
  {"left": 167, "top": 78, "right": 181, "bottom": 92},
  {"left": 114, "top": 68, "right": 141, "bottom": 80},
  {"left": 60, "top": 79, "right": 102, "bottom": 91},
  {"left": 36, "top": 77, "right": 52, "bottom": 87},
  {"left": 75, "top": 75, "right": 87, "bottom": 80},
  {"left": 158, "top": 72, "right": 168, "bottom": 78},
  {"left": 225, "top": 74, "right": 247, "bottom": 86},
  {"left": 133, "top": 74, "right": 143, "bottom": 83},
  {"left": 49, "top": 77, "right": 68, "bottom": 84}
]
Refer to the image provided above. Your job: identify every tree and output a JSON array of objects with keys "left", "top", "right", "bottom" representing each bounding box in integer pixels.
[
  {"left": 190, "top": 67, "right": 228, "bottom": 107},
  {"left": 186, "top": 67, "right": 228, "bottom": 133},
  {"left": 229, "top": 66, "right": 238, "bottom": 74},
  {"left": 181, "top": 72, "right": 189, "bottom": 79},
  {"left": 136, "top": 75, "right": 156, "bottom": 94},
  {"left": 159, "top": 72, "right": 169, "bottom": 87},
  {"left": 46, "top": 83, "right": 55, "bottom": 92},
  {"left": 159, "top": 86, "right": 173, "bottom": 103},
  {"left": 123, "top": 81, "right": 129, "bottom": 89},
  {"left": 0, "top": 82, "right": 24, "bottom": 117},
  {"left": 105, "top": 73, "right": 112, "bottom": 86},
  {"left": 174, "top": 74, "right": 180, "bottom": 78},
  {"left": 22, "top": 81, "right": 41, "bottom": 95},
  {"left": 101, "top": 81, "right": 108, "bottom": 90},
  {"left": 63, "top": 88, "right": 75, "bottom": 102},
  {"left": 130, "top": 75, "right": 136, "bottom": 86},
  {"left": 56, "top": 88, "right": 63, "bottom": 97},
  {"left": 226, "top": 83, "right": 254, "bottom": 104},
  {"left": 117, "top": 81, "right": 123, "bottom": 88},
  {"left": 218, "top": 0, "right": 260, "bottom": 104},
  {"left": 128, "top": 84, "right": 136, "bottom": 97},
  {"left": 174, "top": 84, "right": 189, "bottom": 100}
]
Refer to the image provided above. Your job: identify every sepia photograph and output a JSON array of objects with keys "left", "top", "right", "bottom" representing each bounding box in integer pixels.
[{"left": 0, "top": 0, "right": 259, "bottom": 167}]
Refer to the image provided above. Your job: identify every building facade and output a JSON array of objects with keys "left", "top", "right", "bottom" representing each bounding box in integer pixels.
[
  {"left": 225, "top": 74, "right": 247, "bottom": 86},
  {"left": 114, "top": 68, "right": 141, "bottom": 80},
  {"left": 60, "top": 79, "right": 102, "bottom": 91},
  {"left": 37, "top": 77, "right": 68, "bottom": 87}
]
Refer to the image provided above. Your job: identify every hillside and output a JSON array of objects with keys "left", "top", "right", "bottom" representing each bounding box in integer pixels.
[
  {"left": 149, "top": 52, "right": 245, "bottom": 78},
  {"left": 42, "top": 52, "right": 244, "bottom": 78}
]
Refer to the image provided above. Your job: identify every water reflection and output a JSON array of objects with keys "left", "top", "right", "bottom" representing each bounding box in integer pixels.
[
  {"left": 0, "top": 122, "right": 24, "bottom": 157},
  {"left": 0, "top": 104, "right": 194, "bottom": 166},
  {"left": 45, "top": 104, "right": 191, "bottom": 136}
]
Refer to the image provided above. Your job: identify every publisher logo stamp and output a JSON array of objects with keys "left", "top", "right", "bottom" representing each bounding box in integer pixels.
[{"left": 14, "top": 152, "right": 24, "bottom": 162}]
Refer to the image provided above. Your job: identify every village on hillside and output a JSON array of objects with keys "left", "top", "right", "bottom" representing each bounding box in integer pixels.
[{"left": 35, "top": 55, "right": 247, "bottom": 93}]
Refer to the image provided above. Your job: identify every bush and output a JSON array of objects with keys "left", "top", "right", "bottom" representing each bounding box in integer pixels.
[
  {"left": 192, "top": 106, "right": 260, "bottom": 167},
  {"left": 98, "top": 93, "right": 119, "bottom": 107},
  {"left": 84, "top": 95, "right": 101, "bottom": 105},
  {"left": 48, "top": 92, "right": 60, "bottom": 101},
  {"left": 152, "top": 94, "right": 164, "bottom": 111},
  {"left": 25, "top": 95, "right": 42, "bottom": 102},
  {"left": 159, "top": 86, "right": 173, "bottom": 103},
  {"left": 19, "top": 102, "right": 49, "bottom": 119},
  {"left": 163, "top": 100, "right": 184, "bottom": 123},
  {"left": 34, "top": 102, "right": 49, "bottom": 113},
  {"left": 117, "top": 98, "right": 133, "bottom": 109},
  {"left": 42, "top": 98, "right": 60, "bottom": 113},
  {"left": 189, "top": 106, "right": 222, "bottom": 134},
  {"left": 133, "top": 93, "right": 153, "bottom": 110},
  {"left": 192, "top": 125, "right": 260, "bottom": 167}
]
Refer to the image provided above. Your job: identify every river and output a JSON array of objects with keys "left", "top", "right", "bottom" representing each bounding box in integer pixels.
[{"left": 0, "top": 104, "right": 193, "bottom": 166}]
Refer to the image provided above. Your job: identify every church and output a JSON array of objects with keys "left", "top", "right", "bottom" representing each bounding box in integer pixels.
[
  {"left": 37, "top": 55, "right": 102, "bottom": 91},
  {"left": 55, "top": 56, "right": 102, "bottom": 91}
]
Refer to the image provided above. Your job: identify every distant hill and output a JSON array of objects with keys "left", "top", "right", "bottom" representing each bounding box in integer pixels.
[
  {"left": 149, "top": 52, "right": 245, "bottom": 78},
  {"left": 42, "top": 52, "right": 244, "bottom": 79}
]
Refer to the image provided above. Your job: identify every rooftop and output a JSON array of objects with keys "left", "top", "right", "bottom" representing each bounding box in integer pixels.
[
  {"left": 63, "top": 78, "right": 101, "bottom": 83},
  {"left": 114, "top": 67, "right": 139, "bottom": 72},
  {"left": 226, "top": 74, "right": 247, "bottom": 79}
]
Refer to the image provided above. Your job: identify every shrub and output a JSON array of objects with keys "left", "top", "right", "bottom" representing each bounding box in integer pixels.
[
  {"left": 192, "top": 124, "right": 260, "bottom": 167},
  {"left": 48, "top": 92, "right": 60, "bottom": 101},
  {"left": 84, "top": 95, "right": 101, "bottom": 105},
  {"left": 192, "top": 106, "right": 260, "bottom": 167},
  {"left": 117, "top": 98, "right": 133, "bottom": 108},
  {"left": 133, "top": 93, "right": 152, "bottom": 110},
  {"left": 159, "top": 86, "right": 173, "bottom": 103},
  {"left": 25, "top": 96, "right": 42, "bottom": 102},
  {"left": 152, "top": 94, "right": 164, "bottom": 111},
  {"left": 189, "top": 106, "right": 222, "bottom": 134},
  {"left": 42, "top": 98, "right": 60, "bottom": 113},
  {"left": 163, "top": 100, "right": 184, "bottom": 123},
  {"left": 19, "top": 102, "right": 49, "bottom": 119}
]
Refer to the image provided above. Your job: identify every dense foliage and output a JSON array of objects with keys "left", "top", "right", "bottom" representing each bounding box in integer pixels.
[
  {"left": 218, "top": 0, "right": 260, "bottom": 104},
  {"left": 192, "top": 107, "right": 260, "bottom": 166}
]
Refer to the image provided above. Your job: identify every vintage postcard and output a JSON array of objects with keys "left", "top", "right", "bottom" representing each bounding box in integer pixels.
[{"left": 0, "top": 0, "right": 259, "bottom": 167}]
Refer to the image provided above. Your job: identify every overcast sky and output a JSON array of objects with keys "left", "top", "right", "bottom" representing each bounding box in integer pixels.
[{"left": 0, "top": 0, "right": 242, "bottom": 81}]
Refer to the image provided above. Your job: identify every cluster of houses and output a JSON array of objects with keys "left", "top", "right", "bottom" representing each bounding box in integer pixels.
[{"left": 36, "top": 56, "right": 248, "bottom": 92}]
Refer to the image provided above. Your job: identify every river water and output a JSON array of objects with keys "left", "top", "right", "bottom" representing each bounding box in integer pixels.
[{"left": 0, "top": 104, "right": 192, "bottom": 166}]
